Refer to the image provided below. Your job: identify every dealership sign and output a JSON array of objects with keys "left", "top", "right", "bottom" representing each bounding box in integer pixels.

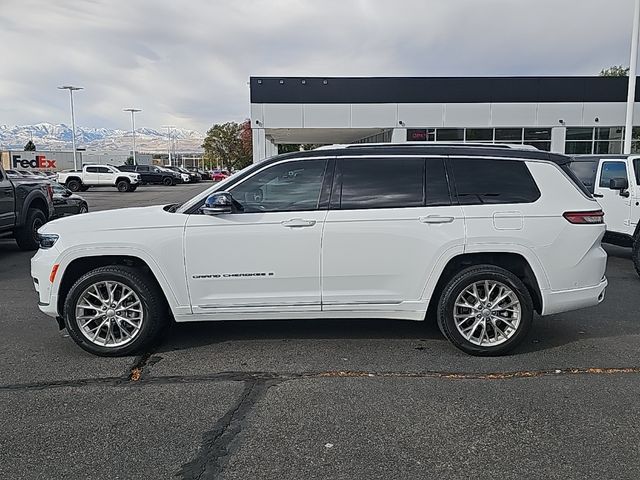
[{"left": 12, "top": 153, "right": 57, "bottom": 169}]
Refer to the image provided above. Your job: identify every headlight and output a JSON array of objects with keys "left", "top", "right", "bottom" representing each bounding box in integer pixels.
[{"left": 38, "top": 233, "right": 59, "bottom": 249}]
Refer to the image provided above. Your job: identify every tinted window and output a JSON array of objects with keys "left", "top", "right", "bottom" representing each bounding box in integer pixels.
[
  {"left": 230, "top": 159, "right": 327, "bottom": 213},
  {"left": 339, "top": 158, "right": 424, "bottom": 209},
  {"left": 51, "top": 183, "right": 66, "bottom": 194},
  {"left": 86, "top": 167, "right": 99, "bottom": 173},
  {"left": 97, "top": 167, "right": 110, "bottom": 174},
  {"left": 137, "top": 165, "right": 149, "bottom": 171},
  {"left": 568, "top": 160, "right": 598, "bottom": 193},
  {"left": 634, "top": 159, "right": 640, "bottom": 185},
  {"left": 425, "top": 158, "right": 451, "bottom": 206},
  {"left": 599, "top": 161, "right": 627, "bottom": 188},
  {"left": 450, "top": 158, "right": 540, "bottom": 205}
]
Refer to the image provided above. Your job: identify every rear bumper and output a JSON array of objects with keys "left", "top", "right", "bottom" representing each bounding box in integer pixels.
[{"left": 541, "top": 278, "right": 607, "bottom": 316}]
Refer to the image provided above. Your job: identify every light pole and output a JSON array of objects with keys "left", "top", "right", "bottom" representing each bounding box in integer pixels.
[
  {"left": 124, "top": 108, "right": 142, "bottom": 164},
  {"left": 625, "top": 0, "right": 640, "bottom": 154},
  {"left": 58, "top": 85, "right": 83, "bottom": 170},
  {"left": 162, "top": 125, "right": 175, "bottom": 166}
]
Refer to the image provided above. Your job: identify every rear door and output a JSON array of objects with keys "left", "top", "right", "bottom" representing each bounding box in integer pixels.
[
  {"left": 594, "top": 159, "right": 634, "bottom": 235},
  {"left": 0, "top": 170, "right": 15, "bottom": 229},
  {"left": 84, "top": 166, "right": 101, "bottom": 184},
  {"left": 321, "top": 156, "right": 465, "bottom": 313}
]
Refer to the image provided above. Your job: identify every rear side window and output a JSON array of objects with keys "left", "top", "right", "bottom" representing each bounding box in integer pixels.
[
  {"left": 634, "top": 159, "right": 640, "bottom": 185},
  {"left": 450, "top": 158, "right": 540, "bottom": 205},
  {"left": 567, "top": 160, "right": 598, "bottom": 193},
  {"left": 425, "top": 158, "right": 451, "bottom": 206},
  {"left": 86, "top": 167, "right": 99, "bottom": 173},
  {"left": 339, "top": 158, "right": 424, "bottom": 209},
  {"left": 599, "top": 161, "right": 628, "bottom": 188}
]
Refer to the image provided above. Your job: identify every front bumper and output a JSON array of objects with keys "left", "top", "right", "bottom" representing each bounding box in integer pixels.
[
  {"left": 31, "top": 246, "right": 62, "bottom": 318},
  {"left": 541, "top": 277, "right": 608, "bottom": 316}
]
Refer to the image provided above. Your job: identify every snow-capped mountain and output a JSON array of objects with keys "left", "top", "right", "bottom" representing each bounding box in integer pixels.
[{"left": 0, "top": 123, "right": 205, "bottom": 152}]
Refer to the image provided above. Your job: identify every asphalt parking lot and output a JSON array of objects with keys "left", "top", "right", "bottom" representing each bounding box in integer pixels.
[{"left": 1, "top": 182, "right": 640, "bottom": 480}]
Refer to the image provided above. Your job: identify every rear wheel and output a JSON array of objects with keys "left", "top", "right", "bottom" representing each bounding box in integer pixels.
[
  {"left": 66, "top": 179, "right": 81, "bottom": 192},
  {"left": 79, "top": 185, "right": 90, "bottom": 192},
  {"left": 437, "top": 265, "right": 533, "bottom": 356},
  {"left": 63, "top": 265, "right": 168, "bottom": 356},
  {"left": 116, "top": 180, "right": 130, "bottom": 192},
  {"left": 15, "top": 208, "right": 46, "bottom": 251}
]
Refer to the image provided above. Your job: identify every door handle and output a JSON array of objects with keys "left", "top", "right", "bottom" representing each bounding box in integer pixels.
[
  {"left": 281, "top": 218, "right": 316, "bottom": 228},
  {"left": 593, "top": 193, "right": 604, "bottom": 198},
  {"left": 420, "top": 215, "right": 455, "bottom": 224}
]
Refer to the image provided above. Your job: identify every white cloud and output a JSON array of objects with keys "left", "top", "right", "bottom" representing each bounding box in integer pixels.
[{"left": 0, "top": 0, "right": 635, "bottom": 132}]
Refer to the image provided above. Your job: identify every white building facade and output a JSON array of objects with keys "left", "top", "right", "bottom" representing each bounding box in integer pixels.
[{"left": 249, "top": 76, "right": 640, "bottom": 162}]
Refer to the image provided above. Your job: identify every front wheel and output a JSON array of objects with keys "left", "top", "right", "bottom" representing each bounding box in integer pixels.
[
  {"left": 116, "top": 180, "right": 130, "bottom": 192},
  {"left": 127, "top": 184, "right": 138, "bottom": 192},
  {"left": 162, "top": 176, "right": 173, "bottom": 186},
  {"left": 633, "top": 237, "right": 640, "bottom": 279},
  {"left": 63, "top": 265, "right": 168, "bottom": 356},
  {"left": 437, "top": 265, "right": 533, "bottom": 356},
  {"left": 15, "top": 208, "right": 46, "bottom": 251}
]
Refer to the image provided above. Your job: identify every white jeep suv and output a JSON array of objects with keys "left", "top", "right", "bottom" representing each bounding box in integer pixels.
[
  {"left": 568, "top": 155, "right": 640, "bottom": 277},
  {"left": 32, "top": 144, "right": 608, "bottom": 357}
]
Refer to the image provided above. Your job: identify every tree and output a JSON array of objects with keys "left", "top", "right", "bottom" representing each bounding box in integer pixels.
[
  {"left": 278, "top": 143, "right": 321, "bottom": 154},
  {"left": 600, "top": 65, "right": 629, "bottom": 77},
  {"left": 125, "top": 156, "right": 134, "bottom": 165},
  {"left": 24, "top": 140, "right": 36, "bottom": 151},
  {"left": 202, "top": 120, "right": 252, "bottom": 171}
]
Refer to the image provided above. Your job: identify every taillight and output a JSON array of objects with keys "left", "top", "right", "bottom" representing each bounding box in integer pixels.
[{"left": 563, "top": 210, "right": 605, "bottom": 224}]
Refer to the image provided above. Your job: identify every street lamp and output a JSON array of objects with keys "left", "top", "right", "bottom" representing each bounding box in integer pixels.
[
  {"left": 58, "top": 85, "right": 83, "bottom": 170},
  {"left": 124, "top": 108, "right": 142, "bottom": 164},
  {"left": 162, "top": 125, "right": 175, "bottom": 166},
  {"left": 625, "top": 0, "right": 640, "bottom": 154}
]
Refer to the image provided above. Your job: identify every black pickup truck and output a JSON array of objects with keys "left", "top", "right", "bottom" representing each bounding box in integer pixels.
[{"left": 0, "top": 165, "right": 54, "bottom": 250}]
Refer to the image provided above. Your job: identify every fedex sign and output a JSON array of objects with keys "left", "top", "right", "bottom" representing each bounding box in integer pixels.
[{"left": 12, "top": 154, "right": 57, "bottom": 169}]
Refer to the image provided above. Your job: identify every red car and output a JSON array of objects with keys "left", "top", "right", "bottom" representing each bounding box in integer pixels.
[{"left": 211, "top": 170, "right": 229, "bottom": 181}]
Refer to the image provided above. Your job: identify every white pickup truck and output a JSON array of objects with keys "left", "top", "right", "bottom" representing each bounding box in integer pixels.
[
  {"left": 57, "top": 165, "right": 141, "bottom": 193},
  {"left": 569, "top": 155, "right": 640, "bottom": 277}
]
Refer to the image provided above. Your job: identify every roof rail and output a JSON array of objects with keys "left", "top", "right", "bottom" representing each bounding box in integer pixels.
[{"left": 314, "top": 142, "right": 540, "bottom": 151}]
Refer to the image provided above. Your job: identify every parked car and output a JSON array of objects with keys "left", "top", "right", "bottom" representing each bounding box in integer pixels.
[
  {"left": 17, "top": 169, "right": 45, "bottom": 180},
  {"left": 568, "top": 154, "right": 640, "bottom": 277},
  {"left": 1, "top": 164, "right": 54, "bottom": 250},
  {"left": 210, "top": 169, "right": 229, "bottom": 182},
  {"left": 119, "top": 164, "right": 180, "bottom": 186},
  {"left": 51, "top": 182, "right": 88, "bottom": 218},
  {"left": 189, "top": 168, "right": 211, "bottom": 180},
  {"left": 32, "top": 144, "right": 607, "bottom": 357},
  {"left": 165, "top": 166, "right": 200, "bottom": 183},
  {"left": 158, "top": 166, "right": 189, "bottom": 184},
  {"left": 57, "top": 165, "right": 141, "bottom": 192}
]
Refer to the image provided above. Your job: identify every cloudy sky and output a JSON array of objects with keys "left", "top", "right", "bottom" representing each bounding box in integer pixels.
[{"left": 0, "top": 0, "right": 636, "bottom": 133}]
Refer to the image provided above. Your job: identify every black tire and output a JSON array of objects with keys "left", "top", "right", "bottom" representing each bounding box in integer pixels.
[
  {"left": 162, "top": 176, "right": 173, "bottom": 186},
  {"left": 128, "top": 184, "right": 138, "bottom": 192},
  {"left": 78, "top": 203, "right": 88, "bottom": 214},
  {"left": 63, "top": 265, "right": 168, "bottom": 357},
  {"left": 15, "top": 208, "right": 47, "bottom": 251},
  {"left": 79, "top": 185, "right": 90, "bottom": 192},
  {"left": 116, "top": 180, "right": 130, "bottom": 192},
  {"left": 633, "top": 236, "right": 640, "bottom": 279},
  {"left": 66, "top": 179, "right": 81, "bottom": 192},
  {"left": 437, "top": 265, "right": 533, "bottom": 356}
]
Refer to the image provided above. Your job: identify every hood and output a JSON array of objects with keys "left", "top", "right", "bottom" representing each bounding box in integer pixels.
[{"left": 39, "top": 205, "right": 186, "bottom": 235}]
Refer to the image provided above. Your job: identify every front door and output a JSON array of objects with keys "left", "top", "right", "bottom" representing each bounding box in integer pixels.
[
  {"left": 0, "top": 170, "right": 15, "bottom": 229},
  {"left": 321, "top": 157, "right": 465, "bottom": 312},
  {"left": 594, "top": 160, "right": 634, "bottom": 236},
  {"left": 184, "top": 157, "right": 331, "bottom": 314}
]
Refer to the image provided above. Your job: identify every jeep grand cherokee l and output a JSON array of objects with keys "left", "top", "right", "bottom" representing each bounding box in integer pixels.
[{"left": 32, "top": 144, "right": 607, "bottom": 357}]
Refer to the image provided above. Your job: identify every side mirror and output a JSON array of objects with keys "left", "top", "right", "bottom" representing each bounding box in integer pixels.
[
  {"left": 201, "top": 192, "right": 243, "bottom": 215},
  {"left": 63, "top": 189, "right": 73, "bottom": 197},
  {"left": 609, "top": 177, "right": 630, "bottom": 197}
]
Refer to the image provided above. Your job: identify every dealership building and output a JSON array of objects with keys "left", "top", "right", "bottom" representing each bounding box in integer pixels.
[{"left": 250, "top": 76, "right": 640, "bottom": 162}]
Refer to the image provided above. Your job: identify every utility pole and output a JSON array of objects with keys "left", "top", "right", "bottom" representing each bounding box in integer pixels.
[
  {"left": 124, "top": 108, "right": 142, "bottom": 164},
  {"left": 625, "top": 0, "right": 640, "bottom": 154},
  {"left": 162, "top": 125, "right": 175, "bottom": 166},
  {"left": 58, "top": 85, "right": 83, "bottom": 170}
]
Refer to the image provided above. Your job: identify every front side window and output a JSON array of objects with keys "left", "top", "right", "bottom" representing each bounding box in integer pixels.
[
  {"left": 339, "top": 158, "right": 424, "bottom": 209},
  {"left": 99, "top": 167, "right": 112, "bottom": 174},
  {"left": 230, "top": 159, "right": 328, "bottom": 213},
  {"left": 450, "top": 158, "right": 540, "bottom": 205},
  {"left": 599, "top": 161, "right": 628, "bottom": 188}
]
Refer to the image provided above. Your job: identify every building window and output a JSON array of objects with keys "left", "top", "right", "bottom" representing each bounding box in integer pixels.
[
  {"left": 406, "top": 129, "right": 435, "bottom": 141},
  {"left": 436, "top": 128, "right": 464, "bottom": 141},
  {"left": 565, "top": 127, "right": 624, "bottom": 155},
  {"left": 495, "top": 128, "right": 523, "bottom": 142},
  {"left": 524, "top": 128, "right": 551, "bottom": 152},
  {"left": 465, "top": 128, "right": 493, "bottom": 141}
]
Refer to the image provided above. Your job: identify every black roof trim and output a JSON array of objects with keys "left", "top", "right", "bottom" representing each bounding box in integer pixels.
[
  {"left": 265, "top": 145, "right": 570, "bottom": 164},
  {"left": 250, "top": 76, "right": 639, "bottom": 104}
]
